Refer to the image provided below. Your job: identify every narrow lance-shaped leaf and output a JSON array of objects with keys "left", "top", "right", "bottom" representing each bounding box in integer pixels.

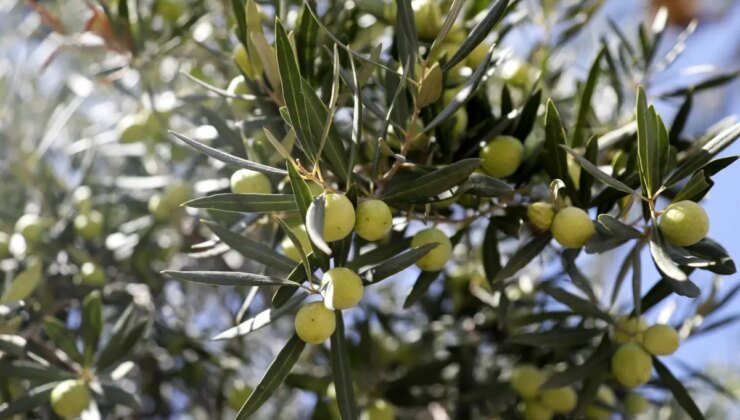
[
  {"left": 169, "top": 131, "right": 286, "bottom": 176},
  {"left": 277, "top": 219, "right": 313, "bottom": 281},
  {"left": 394, "top": 0, "right": 418, "bottom": 78},
  {"left": 482, "top": 220, "right": 502, "bottom": 286},
  {"left": 543, "top": 101, "right": 578, "bottom": 203},
  {"left": 570, "top": 47, "right": 605, "bottom": 148},
  {"left": 81, "top": 291, "right": 103, "bottom": 366},
  {"left": 184, "top": 194, "right": 297, "bottom": 213},
  {"left": 444, "top": 0, "right": 509, "bottom": 71},
  {"left": 161, "top": 270, "right": 303, "bottom": 287},
  {"left": 274, "top": 19, "right": 317, "bottom": 161},
  {"left": 635, "top": 87, "right": 659, "bottom": 197},
  {"left": 508, "top": 328, "right": 604, "bottom": 347},
  {"left": 214, "top": 292, "right": 308, "bottom": 340},
  {"left": 653, "top": 358, "right": 705, "bottom": 420},
  {"left": 561, "top": 145, "right": 637, "bottom": 195},
  {"left": 362, "top": 243, "right": 438, "bottom": 285},
  {"left": 204, "top": 220, "right": 296, "bottom": 274},
  {"left": 381, "top": 159, "right": 482, "bottom": 203},
  {"left": 424, "top": 48, "right": 494, "bottom": 133},
  {"left": 235, "top": 334, "right": 306, "bottom": 419},
  {"left": 0, "top": 382, "right": 57, "bottom": 418},
  {"left": 648, "top": 229, "right": 700, "bottom": 297},
  {"left": 492, "top": 233, "right": 552, "bottom": 284},
  {"left": 663, "top": 122, "right": 740, "bottom": 188},
  {"left": 329, "top": 312, "right": 359, "bottom": 419},
  {"left": 403, "top": 270, "right": 441, "bottom": 309}
]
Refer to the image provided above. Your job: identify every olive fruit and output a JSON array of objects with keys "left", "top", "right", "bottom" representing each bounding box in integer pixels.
[
  {"left": 295, "top": 301, "right": 336, "bottom": 344},
  {"left": 411, "top": 228, "right": 452, "bottom": 271},
  {"left": 479, "top": 136, "right": 524, "bottom": 178},
  {"left": 321, "top": 267, "right": 364, "bottom": 310},
  {"left": 551, "top": 207, "right": 595, "bottom": 248},
  {"left": 659, "top": 200, "right": 709, "bottom": 246},
  {"left": 354, "top": 200, "right": 393, "bottom": 241}
]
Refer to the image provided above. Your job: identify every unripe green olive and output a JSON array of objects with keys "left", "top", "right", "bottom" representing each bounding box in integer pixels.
[
  {"left": 479, "top": 136, "right": 524, "bottom": 178},
  {"left": 624, "top": 392, "right": 649, "bottom": 415},
  {"left": 72, "top": 186, "right": 93, "bottom": 213},
  {"left": 522, "top": 401, "right": 553, "bottom": 420},
  {"left": 230, "top": 169, "right": 272, "bottom": 194},
  {"left": 0, "top": 232, "right": 10, "bottom": 259},
  {"left": 659, "top": 200, "right": 709, "bottom": 246},
  {"left": 74, "top": 210, "right": 103, "bottom": 241},
  {"left": 527, "top": 202, "right": 555, "bottom": 231},
  {"left": 294, "top": 301, "right": 336, "bottom": 344},
  {"left": 80, "top": 262, "right": 105, "bottom": 286},
  {"left": 355, "top": 200, "right": 393, "bottom": 241},
  {"left": 613, "top": 315, "right": 648, "bottom": 344},
  {"left": 148, "top": 193, "right": 172, "bottom": 222},
  {"left": 611, "top": 343, "right": 653, "bottom": 388},
  {"left": 585, "top": 386, "right": 615, "bottom": 420},
  {"left": 281, "top": 225, "right": 312, "bottom": 262},
  {"left": 413, "top": 0, "right": 442, "bottom": 40},
  {"left": 510, "top": 364, "right": 545, "bottom": 399},
  {"left": 411, "top": 228, "right": 452, "bottom": 271},
  {"left": 540, "top": 386, "right": 577, "bottom": 413},
  {"left": 318, "top": 193, "right": 356, "bottom": 242},
  {"left": 641, "top": 324, "right": 679, "bottom": 356},
  {"left": 15, "top": 214, "right": 44, "bottom": 244},
  {"left": 551, "top": 207, "right": 595, "bottom": 248},
  {"left": 226, "top": 380, "right": 253, "bottom": 411},
  {"left": 50, "top": 379, "right": 91, "bottom": 418},
  {"left": 322, "top": 267, "right": 364, "bottom": 310},
  {"left": 360, "top": 399, "right": 396, "bottom": 420},
  {"left": 165, "top": 182, "right": 193, "bottom": 207}
]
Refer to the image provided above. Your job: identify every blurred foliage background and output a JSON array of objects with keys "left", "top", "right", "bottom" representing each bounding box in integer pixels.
[{"left": 0, "top": 0, "right": 739, "bottom": 419}]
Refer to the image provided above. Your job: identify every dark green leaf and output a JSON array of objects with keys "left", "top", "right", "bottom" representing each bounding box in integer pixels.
[
  {"left": 685, "top": 238, "right": 736, "bottom": 275},
  {"left": 512, "top": 89, "right": 542, "bottom": 141},
  {"left": 214, "top": 292, "right": 308, "bottom": 340},
  {"left": 636, "top": 87, "right": 659, "bottom": 197},
  {"left": 541, "top": 285, "right": 610, "bottom": 321},
  {"left": 570, "top": 47, "right": 605, "bottom": 148},
  {"left": 329, "top": 313, "right": 359, "bottom": 420},
  {"left": 562, "top": 145, "right": 637, "bottom": 195},
  {"left": 235, "top": 334, "right": 306, "bottom": 419},
  {"left": 95, "top": 303, "right": 147, "bottom": 371},
  {"left": 394, "top": 0, "right": 418, "bottom": 78},
  {"left": 161, "top": 270, "right": 302, "bottom": 287},
  {"left": 663, "top": 122, "right": 740, "bottom": 188},
  {"left": 169, "top": 131, "right": 286, "bottom": 176},
  {"left": 362, "top": 243, "right": 438, "bottom": 285},
  {"left": 43, "top": 318, "right": 84, "bottom": 364},
  {"left": 0, "top": 360, "right": 75, "bottom": 382},
  {"left": 482, "top": 220, "right": 502, "bottom": 286},
  {"left": 669, "top": 94, "right": 692, "bottom": 143},
  {"left": 492, "top": 233, "right": 551, "bottom": 283},
  {"left": 381, "top": 159, "right": 481, "bottom": 203},
  {"left": 463, "top": 172, "right": 514, "bottom": 197},
  {"left": 673, "top": 171, "right": 711, "bottom": 203},
  {"left": 653, "top": 358, "right": 705, "bottom": 420},
  {"left": 204, "top": 220, "right": 296, "bottom": 274},
  {"left": 184, "top": 193, "right": 297, "bottom": 213},
  {"left": 101, "top": 384, "right": 142, "bottom": 410},
  {"left": 657, "top": 69, "right": 739, "bottom": 98},
  {"left": 649, "top": 229, "right": 699, "bottom": 297},
  {"left": 81, "top": 291, "right": 103, "bottom": 366},
  {"left": 424, "top": 50, "right": 494, "bottom": 133},
  {"left": 508, "top": 328, "right": 603, "bottom": 347},
  {"left": 595, "top": 214, "right": 643, "bottom": 239},
  {"left": 403, "top": 270, "right": 441, "bottom": 309},
  {"left": 543, "top": 100, "right": 577, "bottom": 201},
  {"left": 444, "top": 0, "right": 509, "bottom": 71}
]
